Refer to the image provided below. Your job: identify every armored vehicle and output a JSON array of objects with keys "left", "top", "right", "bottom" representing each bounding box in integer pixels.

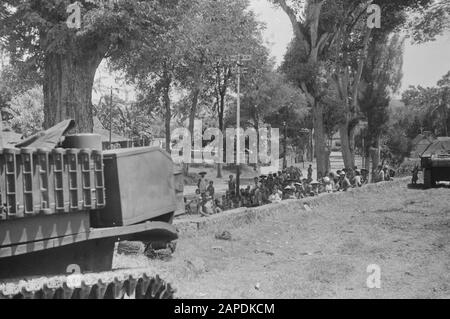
[
  {"left": 420, "top": 137, "right": 450, "bottom": 189},
  {"left": 0, "top": 123, "right": 183, "bottom": 299}
]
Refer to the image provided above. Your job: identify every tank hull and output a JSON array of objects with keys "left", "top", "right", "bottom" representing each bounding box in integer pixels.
[{"left": 420, "top": 137, "right": 450, "bottom": 188}]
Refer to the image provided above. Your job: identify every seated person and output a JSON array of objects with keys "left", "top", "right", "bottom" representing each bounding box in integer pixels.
[
  {"left": 294, "top": 182, "right": 305, "bottom": 199},
  {"left": 361, "top": 169, "right": 369, "bottom": 184},
  {"left": 302, "top": 179, "right": 313, "bottom": 196},
  {"left": 269, "top": 188, "right": 282, "bottom": 203},
  {"left": 323, "top": 176, "right": 333, "bottom": 193},
  {"left": 283, "top": 185, "right": 297, "bottom": 200},
  {"left": 310, "top": 181, "right": 320, "bottom": 196},
  {"left": 353, "top": 170, "right": 362, "bottom": 187},
  {"left": 214, "top": 198, "right": 223, "bottom": 214},
  {"left": 200, "top": 192, "right": 215, "bottom": 217},
  {"left": 339, "top": 172, "right": 351, "bottom": 191},
  {"left": 223, "top": 193, "right": 231, "bottom": 210}
]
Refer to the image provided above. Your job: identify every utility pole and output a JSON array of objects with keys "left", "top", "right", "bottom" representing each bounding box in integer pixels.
[
  {"left": 283, "top": 121, "right": 287, "bottom": 169},
  {"left": 109, "top": 86, "right": 113, "bottom": 150},
  {"left": 228, "top": 54, "right": 251, "bottom": 202}
]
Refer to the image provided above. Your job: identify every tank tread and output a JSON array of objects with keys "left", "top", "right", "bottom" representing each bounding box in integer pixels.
[{"left": 0, "top": 270, "right": 175, "bottom": 299}]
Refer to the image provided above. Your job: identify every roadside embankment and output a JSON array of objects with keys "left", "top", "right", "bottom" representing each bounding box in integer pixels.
[{"left": 175, "top": 178, "right": 410, "bottom": 237}]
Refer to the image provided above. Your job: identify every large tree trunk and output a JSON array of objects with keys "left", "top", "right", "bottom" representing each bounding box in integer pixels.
[
  {"left": 183, "top": 87, "right": 201, "bottom": 175},
  {"left": 255, "top": 116, "right": 260, "bottom": 172},
  {"left": 43, "top": 50, "right": 104, "bottom": 133},
  {"left": 162, "top": 72, "right": 172, "bottom": 154},
  {"left": 339, "top": 121, "right": 355, "bottom": 169},
  {"left": 313, "top": 101, "right": 327, "bottom": 179}
]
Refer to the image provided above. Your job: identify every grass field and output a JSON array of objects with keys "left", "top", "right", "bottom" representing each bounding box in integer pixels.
[{"left": 114, "top": 181, "right": 450, "bottom": 299}]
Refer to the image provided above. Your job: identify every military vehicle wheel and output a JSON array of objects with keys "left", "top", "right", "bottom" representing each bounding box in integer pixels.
[{"left": 424, "top": 169, "right": 435, "bottom": 189}]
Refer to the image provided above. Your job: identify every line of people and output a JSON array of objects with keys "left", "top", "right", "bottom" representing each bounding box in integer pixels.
[
  {"left": 185, "top": 165, "right": 395, "bottom": 216},
  {"left": 226, "top": 165, "right": 393, "bottom": 209}
]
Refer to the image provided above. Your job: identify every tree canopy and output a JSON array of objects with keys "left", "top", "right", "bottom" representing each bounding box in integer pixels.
[{"left": 0, "top": 0, "right": 180, "bottom": 132}]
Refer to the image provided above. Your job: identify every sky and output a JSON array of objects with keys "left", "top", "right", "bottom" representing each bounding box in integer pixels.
[{"left": 249, "top": 0, "right": 450, "bottom": 93}]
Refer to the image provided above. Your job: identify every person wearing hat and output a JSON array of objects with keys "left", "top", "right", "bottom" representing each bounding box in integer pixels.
[
  {"left": 269, "top": 187, "right": 282, "bottom": 203},
  {"left": 309, "top": 180, "right": 320, "bottom": 196},
  {"left": 283, "top": 185, "right": 296, "bottom": 200}
]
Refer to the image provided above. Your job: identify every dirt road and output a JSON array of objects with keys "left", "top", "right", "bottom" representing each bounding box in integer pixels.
[{"left": 114, "top": 181, "right": 450, "bottom": 299}]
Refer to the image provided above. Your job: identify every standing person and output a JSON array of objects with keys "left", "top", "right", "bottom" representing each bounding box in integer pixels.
[
  {"left": 228, "top": 175, "right": 236, "bottom": 195},
  {"left": 266, "top": 174, "right": 274, "bottom": 193},
  {"left": 376, "top": 165, "right": 385, "bottom": 183},
  {"left": 228, "top": 174, "right": 236, "bottom": 205},
  {"left": 252, "top": 176, "right": 260, "bottom": 195},
  {"left": 253, "top": 181, "right": 263, "bottom": 206},
  {"left": 198, "top": 172, "right": 208, "bottom": 195},
  {"left": 307, "top": 165, "right": 313, "bottom": 181},
  {"left": 412, "top": 166, "right": 419, "bottom": 185},
  {"left": 207, "top": 181, "right": 215, "bottom": 198}
]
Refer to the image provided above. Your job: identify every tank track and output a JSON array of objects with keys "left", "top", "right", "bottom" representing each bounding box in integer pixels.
[{"left": 0, "top": 270, "right": 175, "bottom": 299}]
